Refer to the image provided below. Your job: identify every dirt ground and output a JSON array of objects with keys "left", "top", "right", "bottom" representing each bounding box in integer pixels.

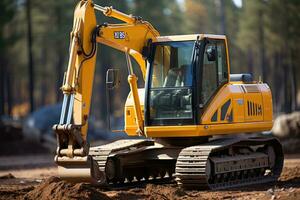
[
  {"left": 0, "top": 125, "right": 299, "bottom": 200},
  {"left": 0, "top": 154, "right": 299, "bottom": 200}
]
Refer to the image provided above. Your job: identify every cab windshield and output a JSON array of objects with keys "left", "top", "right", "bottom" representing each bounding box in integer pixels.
[{"left": 148, "top": 41, "right": 195, "bottom": 124}]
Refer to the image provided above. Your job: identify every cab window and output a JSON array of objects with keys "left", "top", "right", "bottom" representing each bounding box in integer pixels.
[{"left": 201, "top": 39, "right": 228, "bottom": 104}]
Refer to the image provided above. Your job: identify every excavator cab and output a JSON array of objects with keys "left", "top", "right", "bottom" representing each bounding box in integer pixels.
[{"left": 145, "top": 36, "right": 229, "bottom": 127}]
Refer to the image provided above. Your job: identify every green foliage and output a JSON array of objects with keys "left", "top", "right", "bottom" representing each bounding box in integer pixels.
[
  {"left": 0, "top": 0, "right": 17, "bottom": 49},
  {"left": 133, "top": 0, "right": 184, "bottom": 34},
  {"left": 236, "top": 0, "right": 300, "bottom": 112}
]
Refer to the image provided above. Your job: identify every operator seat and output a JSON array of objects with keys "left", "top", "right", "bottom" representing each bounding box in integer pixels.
[
  {"left": 163, "top": 64, "right": 191, "bottom": 87},
  {"left": 163, "top": 68, "right": 178, "bottom": 87},
  {"left": 152, "top": 67, "right": 178, "bottom": 115},
  {"left": 178, "top": 64, "right": 192, "bottom": 86}
]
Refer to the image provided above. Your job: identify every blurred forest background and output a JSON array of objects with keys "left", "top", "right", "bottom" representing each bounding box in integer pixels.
[{"left": 0, "top": 0, "right": 299, "bottom": 130}]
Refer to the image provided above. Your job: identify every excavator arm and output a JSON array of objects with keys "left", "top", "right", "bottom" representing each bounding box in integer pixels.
[{"left": 53, "top": 0, "right": 159, "bottom": 182}]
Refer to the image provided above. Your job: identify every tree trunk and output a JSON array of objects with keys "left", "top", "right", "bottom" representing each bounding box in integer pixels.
[
  {"left": 55, "top": 51, "right": 64, "bottom": 103},
  {"left": 0, "top": 58, "right": 5, "bottom": 116},
  {"left": 6, "top": 68, "right": 12, "bottom": 115},
  {"left": 258, "top": 8, "right": 267, "bottom": 83},
  {"left": 26, "top": 0, "right": 35, "bottom": 112},
  {"left": 291, "top": 51, "right": 298, "bottom": 110},
  {"left": 55, "top": 5, "right": 64, "bottom": 103},
  {"left": 247, "top": 47, "right": 253, "bottom": 75},
  {"left": 282, "top": 52, "right": 291, "bottom": 113},
  {"left": 219, "top": 0, "right": 226, "bottom": 35},
  {"left": 40, "top": 46, "right": 48, "bottom": 106},
  {"left": 273, "top": 52, "right": 280, "bottom": 113},
  {"left": 0, "top": 56, "right": 13, "bottom": 116}
]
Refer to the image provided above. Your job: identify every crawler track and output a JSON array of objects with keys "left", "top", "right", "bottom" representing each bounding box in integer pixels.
[
  {"left": 88, "top": 137, "right": 283, "bottom": 190},
  {"left": 89, "top": 139, "right": 179, "bottom": 185},
  {"left": 175, "top": 136, "right": 284, "bottom": 190}
]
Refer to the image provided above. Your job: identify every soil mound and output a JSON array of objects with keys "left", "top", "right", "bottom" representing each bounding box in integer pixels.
[
  {"left": 23, "top": 177, "right": 111, "bottom": 200},
  {"left": 145, "top": 184, "right": 188, "bottom": 200},
  {"left": 273, "top": 112, "right": 300, "bottom": 153},
  {"left": 0, "top": 173, "right": 15, "bottom": 179},
  {"left": 105, "top": 184, "right": 189, "bottom": 200},
  {"left": 273, "top": 112, "right": 300, "bottom": 138}
]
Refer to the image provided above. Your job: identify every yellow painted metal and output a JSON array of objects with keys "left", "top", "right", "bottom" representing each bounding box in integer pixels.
[
  {"left": 144, "top": 121, "right": 273, "bottom": 137},
  {"left": 100, "top": 6, "right": 136, "bottom": 24},
  {"left": 96, "top": 22, "right": 159, "bottom": 79},
  {"left": 156, "top": 34, "right": 226, "bottom": 42},
  {"left": 224, "top": 37, "right": 231, "bottom": 81},
  {"left": 127, "top": 75, "right": 144, "bottom": 136},
  {"left": 202, "top": 83, "right": 272, "bottom": 124},
  {"left": 73, "top": 1, "right": 97, "bottom": 139},
  {"left": 260, "top": 84, "right": 273, "bottom": 121},
  {"left": 124, "top": 89, "right": 145, "bottom": 136},
  {"left": 61, "top": 19, "right": 81, "bottom": 94},
  {"left": 60, "top": 1, "right": 97, "bottom": 140}
]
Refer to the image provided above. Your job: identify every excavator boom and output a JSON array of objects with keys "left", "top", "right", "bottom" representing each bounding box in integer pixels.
[{"left": 53, "top": 0, "right": 159, "bottom": 182}]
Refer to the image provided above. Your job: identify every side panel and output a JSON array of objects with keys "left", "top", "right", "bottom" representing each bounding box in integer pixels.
[
  {"left": 243, "top": 85, "right": 264, "bottom": 122},
  {"left": 144, "top": 121, "right": 273, "bottom": 137},
  {"left": 232, "top": 92, "right": 245, "bottom": 123},
  {"left": 260, "top": 84, "right": 273, "bottom": 121},
  {"left": 201, "top": 84, "right": 245, "bottom": 124},
  {"left": 201, "top": 84, "right": 268, "bottom": 125}
]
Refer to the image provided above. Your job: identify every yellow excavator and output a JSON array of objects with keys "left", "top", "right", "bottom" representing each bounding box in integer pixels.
[{"left": 53, "top": 0, "right": 283, "bottom": 189}]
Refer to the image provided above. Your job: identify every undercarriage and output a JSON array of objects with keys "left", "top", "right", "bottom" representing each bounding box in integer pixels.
[{"left": 56, "top": 135, "right": 283, "bottom": 190}]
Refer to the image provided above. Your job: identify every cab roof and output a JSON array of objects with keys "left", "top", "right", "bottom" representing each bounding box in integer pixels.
[{"left": 156, "top": 34, "right": 226, "bottom": 42}]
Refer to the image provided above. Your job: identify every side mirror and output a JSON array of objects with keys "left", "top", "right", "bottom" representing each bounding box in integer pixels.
[
  {"left": 106, "top": 69, "right": 120, "bottom": 90},
  {"left": 142, "top": 39, "right": 153, "bottom": 60},
  {"left": 206, "top": 46, "right": 216, "bottom": 62}
]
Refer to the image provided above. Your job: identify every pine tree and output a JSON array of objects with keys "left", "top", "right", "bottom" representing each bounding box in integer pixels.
[{"left": 0, "top": 0, "right": 17, "bottom": 115}]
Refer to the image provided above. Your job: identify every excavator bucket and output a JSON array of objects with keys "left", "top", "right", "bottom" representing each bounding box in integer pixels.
[
  {"left": 56, "top": 155, "right": 105, "bottom": 184},
  {"left": 53, "top": 124, "right": 105, "bottom": 184}
]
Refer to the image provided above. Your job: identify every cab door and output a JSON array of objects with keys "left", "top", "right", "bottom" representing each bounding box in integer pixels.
[
  {"left": 201, "top": 39, "right": 228, "bottom": 105},
  {"left": 197, "top": 38, "right": 229, "bottom": 124}
]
